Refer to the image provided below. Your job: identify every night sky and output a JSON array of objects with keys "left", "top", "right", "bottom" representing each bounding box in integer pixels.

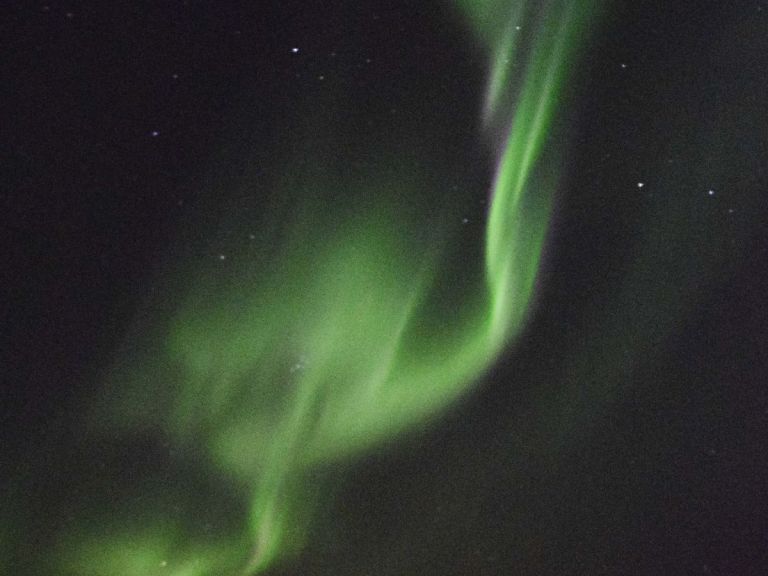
[{"left": 3, "top": 1, "right": 768, "bottom": 575}]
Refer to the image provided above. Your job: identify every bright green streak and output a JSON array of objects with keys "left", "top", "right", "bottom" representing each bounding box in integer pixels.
[
  {"left": 485, "top": 1, "right": 592, "bottom": 341},
  {"left": 55, "top": 1, "right": 597, "bottom": 574}
]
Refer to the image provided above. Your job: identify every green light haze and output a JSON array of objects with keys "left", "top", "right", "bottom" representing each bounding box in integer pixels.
[{"left": 44, "top": 1, "right": 597, "bottom": 574}]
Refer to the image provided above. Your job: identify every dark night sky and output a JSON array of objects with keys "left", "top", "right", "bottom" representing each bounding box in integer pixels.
[{"left": 3, "top": 1, "right": 768, "bottom": 575}]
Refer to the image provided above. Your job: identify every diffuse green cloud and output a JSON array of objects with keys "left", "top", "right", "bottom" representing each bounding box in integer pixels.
[{"left": 46, "top": 1, "right": 598, "bottom": 574}]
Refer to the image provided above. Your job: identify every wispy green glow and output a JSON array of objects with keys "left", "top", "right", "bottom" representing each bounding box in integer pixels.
[
  {"left": 485, "top": 1, "right": 592, "bottom": 341},
  {"left": 45, "top": 1, "right": 597, "bottom": 574},
  {"left": 60, "top": 525, "right": 234, "bottom": 576}
]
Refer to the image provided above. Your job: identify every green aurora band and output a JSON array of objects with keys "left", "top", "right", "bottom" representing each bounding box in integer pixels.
[{"left": 13, "top": 1, "right": 599, "bottom": 575}]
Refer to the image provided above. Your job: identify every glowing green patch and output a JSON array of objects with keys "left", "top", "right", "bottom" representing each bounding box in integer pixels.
[{"left": 64, "top": 1, "right": 598, "bottom": 573}]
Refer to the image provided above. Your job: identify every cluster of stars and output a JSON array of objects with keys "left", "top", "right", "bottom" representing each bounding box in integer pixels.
[
  {"left": 215, "top": 233, "right": 259, "bottom": 262},
  {"left": 634, "top": 180, "right": 737, "bottom": 215},
  {"left": 140, "top": 30, "right": 741, "bottom": 267}
]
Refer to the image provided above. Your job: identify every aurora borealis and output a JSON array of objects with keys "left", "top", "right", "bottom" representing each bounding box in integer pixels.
[
  {"left": 66, "top": 2, "right": 596, "bottom": 572},
  {"left": 4, "top": 1, "right": 768, "bottom": 575}
]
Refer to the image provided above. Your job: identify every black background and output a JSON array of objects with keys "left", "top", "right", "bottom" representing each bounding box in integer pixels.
[{"left": 3, "top": 1, "right": 768, "bottom": 574}]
